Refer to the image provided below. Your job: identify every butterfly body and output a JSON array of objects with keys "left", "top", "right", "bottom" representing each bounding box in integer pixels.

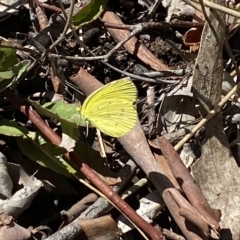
[{"left": 78, "top": 79, "right": 138, "bottom": 137}]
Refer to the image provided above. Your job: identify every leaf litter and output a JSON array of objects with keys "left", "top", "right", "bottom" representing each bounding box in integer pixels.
[{"left": 0, "top": 0, "right": 240, "bottom": 239}]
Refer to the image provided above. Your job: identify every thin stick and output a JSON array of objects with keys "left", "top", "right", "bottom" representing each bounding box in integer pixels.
[
  {"left": 183, "top": 0, "right": 240, "bottom": 18},
  {"left": 174, "top": 79, "right": 240, "bottom": 151}
]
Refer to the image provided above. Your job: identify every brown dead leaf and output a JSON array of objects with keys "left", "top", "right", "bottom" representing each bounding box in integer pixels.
[
  {"left": 183, "top": 28, "right": 202, "bottom": 52},
  {"left": 79, "top": 215, "right": 122, "bottom": 240}
]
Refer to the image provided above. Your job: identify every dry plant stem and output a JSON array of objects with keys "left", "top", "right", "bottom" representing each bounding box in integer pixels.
[
  {"left": 0, "top": 41, "right": 39, "bottom": 55},
  {"left": 103, "top": 22, "right": 202, "bottom": 61},
  {"left": 151, "top": 144, "right": 181, "bottom": 190},
  {"left": 144, "top": 69, "right": 185, "bottom": 77},
  {"left": 198, "top": 0, "right": 211, "bottom": 27},
  {"left": 147, "top": 0, "right": 162, "bottom": 17},
  {"left": 52, "top": 55, "right": 173, "bottom": 83},
  {"left": 41, "top": 2, "right": 62, "bottom": 13},
  {"left": 162, "top": 189, "right": 208, "bottom": 240},
  {"left": 147, "top": 85, "right": 156, "bottom": 136},
  {"left": 174, "top": 62, "right": 240, "bottom": 150},
  {"left": 224, "top": 39, "right": 240, "bottom": 80},
  {"left": 61, "top": 193, "right": 98, "bottom": 224},
  {"left": 195, "top": 0, "right": 240, "bottom": 18},
  {"left": 49, "top": 20, "right": 203, "bottom": 64},
  {"left": 105, "top": 178, "right": 148, "bottom": 214},
  {"left": 152, "top": 141, "right": 217, "bottom": 235},
  {"left": 179, "top": 207, "right": 210, "bottom": 235},
  {"left": 35, "top": 5, "right": 48, "bottom": 31},
  {"left": 230, "top": 65, "right": 240, "bottom": 78},
  {"left": 184, "top": 0, "right": 240, "bottom": 18},
  {"left": 30, "top": 0, "right": 74, "bottom": 65},
  {"left": 101, "top": 20, "right": 204, "bottom": 30},
  {"left": 70, "top": 68, "right": 208, "bottom": 239},
  {"left": 162, "top": 228, "right": 185, "bottom": 240},
  {"left": 68, "top": 28, "right": 174, "bottom": 84},
  {"left": 120, "top": 178, "right": 148, "bottom": 200},
  {"left": 1, "top": 89, "right": 163, "bottom": 240},
  {"left": 158, "top": 136, "right": 220, "bottom": 230},
  {"left": 48, "top": 0, "right": 74, "bottom": 52},
  {"left": 34, "top": 6, "right": 65, "bottom": 94},
  {"left": 101, "top": 7, "right": 169, "bottom": 71},
  {"left": 104, "top": 24, "right": 145, "bottom": 60}
]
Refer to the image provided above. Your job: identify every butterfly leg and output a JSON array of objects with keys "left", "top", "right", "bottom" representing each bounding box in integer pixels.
[{"left": 96, "top": 129, "right": 109, "bottom": 166}]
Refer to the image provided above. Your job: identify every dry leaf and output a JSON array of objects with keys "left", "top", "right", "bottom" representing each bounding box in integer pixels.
[{"left": 0, "top": 153, "right": 13, "bottom": 199}]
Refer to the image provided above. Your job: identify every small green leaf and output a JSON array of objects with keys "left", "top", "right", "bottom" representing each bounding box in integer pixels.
[
  {"left": 27, "top": 131, "right": 48, "bottom": 145},
  {"left": 0, "top": 70, "right": 14, "bottom": 92},
  {"left": 0, "top": 70, "right": 14, "bottom": 79},
  {"left": 12, "top": 60, "right": 31, "bottom": 81},
  {"left": 27, "top": 99, "right": 87, "bottom": 127},
  {"left": 0, "top": 60, "right": 30, "bottom": 92},
  {"left": 73, "top": 0, "right": 107, "bottom": 27},
  {"left": 0, "top": 38, "right": 18, "bottom": 71},
  {"left": 0, "top": 120, "right": 28, "bottom": 136},
  {"left": 18, "top": 132, "right": 117, "bottom": 181},
  {"left": 16, "top": 132, "right": 78, "bottom": 178}
]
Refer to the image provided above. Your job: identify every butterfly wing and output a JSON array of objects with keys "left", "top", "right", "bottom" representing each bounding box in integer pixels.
[{"left": 80, "top": 79, "right": 137, "bottom": 137}]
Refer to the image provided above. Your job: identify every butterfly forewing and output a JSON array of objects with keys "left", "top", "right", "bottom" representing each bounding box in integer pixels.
[
  {"left": 80, "top": 79, "right": 138, "bottom": 137},
  {"left": 81, "top": 79, "right": 136, "bottom": 109}
]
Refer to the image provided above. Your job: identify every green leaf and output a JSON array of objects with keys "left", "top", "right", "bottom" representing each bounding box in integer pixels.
[
  {"left": 0, "top": 38, "right": 18, "bottom": 71},
  {"left": 0, "top": 60, "right": 31, "bottom": 92},
  {"left": 27, "top": 99, "right": 87, "bottom": 127},
  {"left": 16, "top": 132, "right": 78, "bottom": 178},
  {"left": 12, "top": 60, "right": 31, "bottom": 81},
  {"left": 27, "top": 100, "right": 86, "bottom": 152},
  {"left": 0, "top": 120, "right": 28, "bottom": 136},
  {"left": 0, "top": 70, "right": 14, "bottom": 79},
  {"left": 73, "top": 0, "right": 107, "bottom": 27},
  {"left": 17, "top": 130, "right": 117, "bottom": 181}
]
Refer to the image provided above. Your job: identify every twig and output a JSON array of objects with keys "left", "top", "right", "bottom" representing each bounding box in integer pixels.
[
  {"left": 183, "top": 0, "right": 240, "bottom": 18},
  {"left": 158, "top": 136, "right": 220, "bottom": 232},
  {"left": 162, "top": 189, "right": 207, "bottom": 239},
  {"left": 52, "top": 159, "right": 138, "bottom": 240},
  {"left": 0, "top": 41, "right": 39, "bottom": 55},
  {"left": 223, "top": 36, "right": 240, "bottom": 80},
  {"left": 106, "top": 178, "right": 148, "bottom": 214},
  {"left": 174, "top": 79, "right": 240, "bottom": 150},
  {"left": 61, "top": 193, "right": 98, "bottom": 224},
  {"left": 104, "top": 24, "right": 144, "bottom": 60},
  {"left": 100, "top": 20, "right": 204, "bottom": 30},
  {"left": 163, "top": 228, "right": 185, "bottom": 240},
  {"left": 147, "top": 85, "right": 156, "bottom": 136},
  {"left": 65, "top": 32, "right": 177, "bottom": 84},
  {"left": 102, "top": 8, "right": 168, "bottom": 71},
  {"left": 48, "top": 0, "right": 74, "bottom": 52},
  {"left": 101, "top": 20, "right": 201, "bottom": 61},
  {"left": 41, "top": 2, "right": 62, "bottom": 13}
]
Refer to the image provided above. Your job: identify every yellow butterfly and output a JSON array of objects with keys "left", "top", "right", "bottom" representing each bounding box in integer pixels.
[{"left": 78, "top": 79, "right": 138, "bottom": 137}]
